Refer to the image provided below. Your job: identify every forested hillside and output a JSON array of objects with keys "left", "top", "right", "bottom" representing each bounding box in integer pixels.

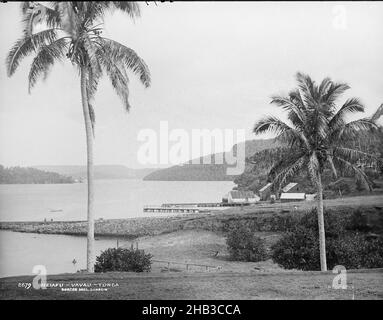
[
  {"left": 0, "top": 165, "right": 75, "bottom": 184},
  {"left": 143, "top": 139, "right": 281, "bottom": 181}
]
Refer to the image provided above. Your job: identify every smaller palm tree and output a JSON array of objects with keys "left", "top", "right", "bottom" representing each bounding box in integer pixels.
[{"left": 253, "top": 72, "right": 377, "bottom": 271}]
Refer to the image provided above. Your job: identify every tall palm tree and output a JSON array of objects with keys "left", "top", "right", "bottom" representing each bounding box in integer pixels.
[
  {"left": 6, "top": 2, "right": 151, "bottom": 272},
  {"left": 253, "top": 72, "right": 376, "bottom": 271}
]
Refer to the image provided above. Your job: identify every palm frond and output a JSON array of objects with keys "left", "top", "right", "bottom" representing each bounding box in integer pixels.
[
  {"left": 253, "top": 116, "right": 292, "bottom": 136},
  {"left": 271, "top": 155, "right": 306, "bottom": 189},
  {"left": 328, "top": 98, "right": 365, "bottom": 131},
  {"left": 333, "top": 155, "right": 373, "bottom": 191},
  {"left": 21, "top": 2, "right": 61, "bottom": 33},
  {"left": 6, "top": 29, "right": 58, "bottom": 77},
  {"left": 86, "top": 63, "right": 103, "bottom": 103},
  {"left": 371, "top": 104, "right": 383, "bottom": 123},
  {"left": 96, "top": 48, "right": 130, "bottom": 110},
  {"left": 318, "top": 77, "right": 332, "bottom": 98},
  {"left": 271, "top": 95, "right": 306, "bottom": 129},
  {"left": 340, "top": 118, "right": 377, "bottom": 139},
  {"left": 112, "top": 2, "right": 141, "bottom": 18},
  {"left": 82, "top": 1, "right": 141, "bottom": 25},
  {"left": 56, "top": 2, "right": 80, "bottom": 38},
  {"left": 98, "top": 38, "right": 151, "bottom": 88},
  {"left": 323, "top": 82, "right": 350, "bottom": 106},
  {"left": 334, "top": 146, "right": 378, "bottom": 163},
  {"left": 295, "top": 72, "right": 317, "bottom": 107},
  {"left": 28, "top": 37, "right": 68, "bottom": 92}
]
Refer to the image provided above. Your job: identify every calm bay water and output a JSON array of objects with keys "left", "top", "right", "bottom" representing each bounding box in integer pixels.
[
  {"left": 0, "top": 179, "right": 234, "bottom": 277},
  {"left": 0, "top": 230, "right": 118, "bottom": 278},
  {"left": 0, "top": 179, "right": 235, "bottom": 222}
]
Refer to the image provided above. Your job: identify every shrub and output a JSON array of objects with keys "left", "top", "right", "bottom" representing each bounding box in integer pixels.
[
  {"left": 95, "top": 247, "right": 152, "bottom": 273},
  {"left": 346, "top": 209, "right": 372, "bottom": 232},
  {"left": 271, "top": 226, "right": 320, "bottom": 270},
  {"left": 226, "top": 222, "right": 268, "bottom": 262},
  {"left": 326, "top": 233, "right": 368, "bottom": 269},
  {"left": 362, "top": 237, "right": 383, "bottom": 268},
  {"left": 271, "top": 209, "right": 383, "bottom": 270},
  {"left": 290, "top": 208, "right": 346, "bottom": 238}
]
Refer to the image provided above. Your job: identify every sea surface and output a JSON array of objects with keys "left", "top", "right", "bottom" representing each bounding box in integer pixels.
[
  {"left": 0, "top": 179, "right": 235, "bottom": 222},
  {"left": 0, "top": 230, "right": 118, "bottom": 278},
  {"left": 0, "top": 179, "right": 234, "bottom": 277}
]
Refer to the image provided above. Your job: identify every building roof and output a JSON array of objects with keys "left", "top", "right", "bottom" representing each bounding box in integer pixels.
[
  {"left": 280, "top": 193, "right": 305, "bottom": 200},
  {"left": 229, "top": 190, "right": 258, "bottom": 199},
  {"left": 259, "top": 182, "right": 272, "bottom": 193},
  {"left": 282, "top": 182, "right": 298, "bottom": 193}
]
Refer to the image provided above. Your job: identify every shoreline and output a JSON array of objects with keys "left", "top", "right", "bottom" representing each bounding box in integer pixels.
[
  {"left": 0, "top": 213, "right": 209, "bottom": 239},
  {"left": 1, "top": 194, "right": 382, "bottom": 238}
]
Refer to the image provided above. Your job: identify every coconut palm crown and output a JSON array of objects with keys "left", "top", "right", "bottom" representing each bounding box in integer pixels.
[
  {"left": 6, "top": 1, "right": 151, "bottom": 132},
  {"left": 253, "top": 72, "right": 377, "bottom": 271}
]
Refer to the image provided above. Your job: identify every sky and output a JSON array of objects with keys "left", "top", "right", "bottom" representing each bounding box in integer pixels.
[{"left": 0, "top": 1, "right": 382, "bottom": 168}]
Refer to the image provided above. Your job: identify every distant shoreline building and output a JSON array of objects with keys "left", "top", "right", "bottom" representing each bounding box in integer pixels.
[
  {"left": 227, "top": 190, "right": 260, "bottom": 204},
  {"left": 280, "top": 192, "right": 306, "bottom": 202},
  {"left": 280, "top": 182, "right": 305, "bottom": 202}
]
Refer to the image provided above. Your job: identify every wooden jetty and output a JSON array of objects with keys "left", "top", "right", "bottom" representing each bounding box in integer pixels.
[
  {"left": 143, "top": 205, "right": 208, "bottom": 213},
  {"left": 143, "top": 202, "right": 251, "bottom": 213},
  {"left": 161, "top": 202, "right": 251, "bottom": 208}
]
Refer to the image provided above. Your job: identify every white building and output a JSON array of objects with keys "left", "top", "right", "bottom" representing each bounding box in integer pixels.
[
  {"left": 280, "top": 192, "right": 306, "bottom": 202},
  {"left": 305, "top": 194, "right": 317, "bottom": 201},
  {"left": 227, "top": 190, "right": 260, "bottom": 204}
]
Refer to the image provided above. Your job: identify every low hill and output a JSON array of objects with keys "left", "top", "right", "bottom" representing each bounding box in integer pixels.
[
  {"left": 33, "top": 165, "right": 157, "bottom": 180},
  {"left": 0, "top": 165, "right": 75, "bottom": 184},
  {"left": 143, "top": 139, "right": 281, "bottom": 181}
]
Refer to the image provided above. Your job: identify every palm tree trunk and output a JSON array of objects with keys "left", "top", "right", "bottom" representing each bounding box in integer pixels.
[
  {"left": 80, "top": 66, "right": 95, "bottom": 273},
  {"left": 317, "top": 173, "right": 327, "bottom": 271}
]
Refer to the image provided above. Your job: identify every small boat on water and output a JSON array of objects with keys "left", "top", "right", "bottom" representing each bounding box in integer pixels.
[{"left": 49, "top": 209, "right": 63, "bottom": 213}]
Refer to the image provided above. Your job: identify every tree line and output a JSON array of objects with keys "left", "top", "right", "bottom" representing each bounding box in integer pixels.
[{"left": 0, "top": 165, "right": 75, "bottom": 184}]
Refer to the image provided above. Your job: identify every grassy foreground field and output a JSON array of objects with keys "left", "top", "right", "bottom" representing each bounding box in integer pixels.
[
  {"left": 1, "top": 194, "right": 382, "bottom": 299},
  {"left": 1, "top": 269, "right": 382, "bottom": 300},
  {"left": 1, "top": 228, "right": 382, "bottom": 300}
]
